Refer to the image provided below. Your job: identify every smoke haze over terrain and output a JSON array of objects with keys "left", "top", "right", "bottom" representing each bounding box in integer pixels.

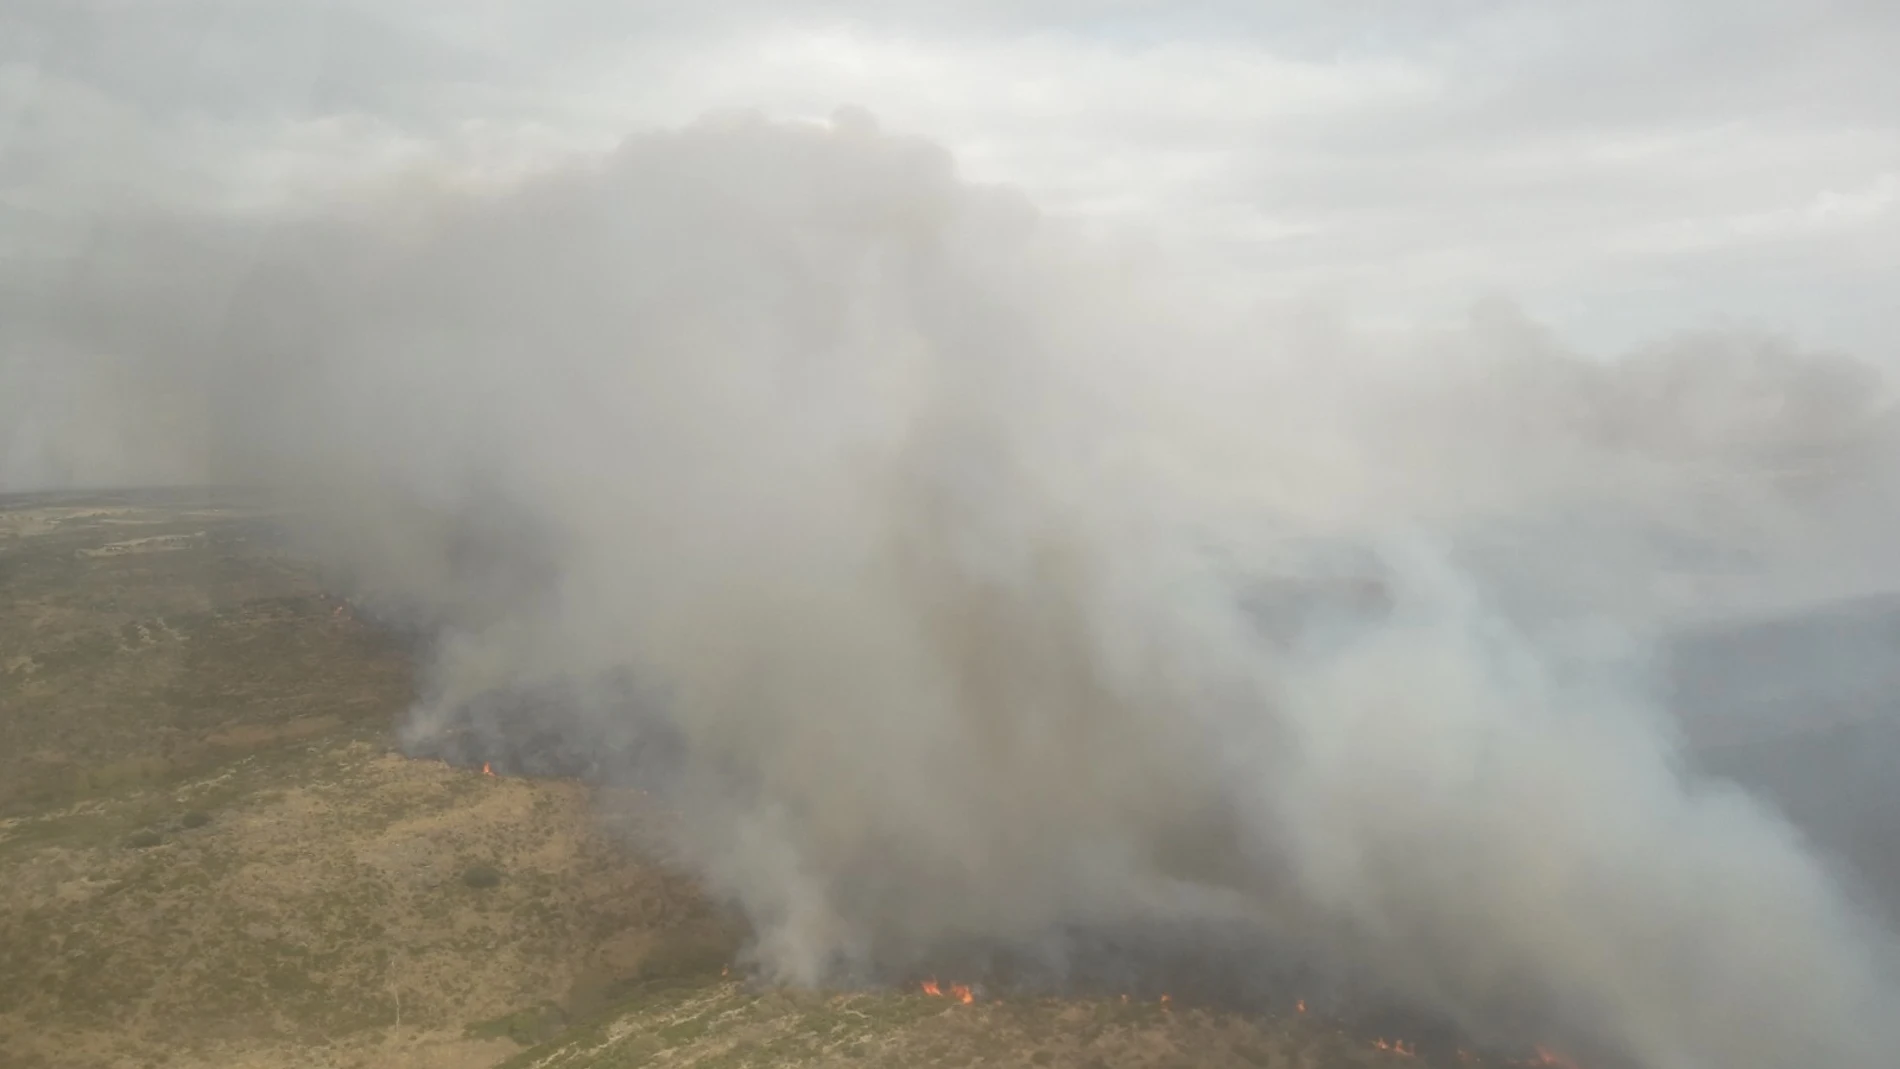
[
  {"left": 6, "top": 7, "right": 1900, "bottom": 1068},
  {"left": 5, "top": 111, "right": 1899, "bottom": 1069}
]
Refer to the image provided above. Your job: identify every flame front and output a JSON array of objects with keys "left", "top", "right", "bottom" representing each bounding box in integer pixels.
[
  {"left": 482, "top": 762, "right": 495, "bottom": 777},
  {"left": 918, "top": 979, "right": 973, "bottom": 1004}
]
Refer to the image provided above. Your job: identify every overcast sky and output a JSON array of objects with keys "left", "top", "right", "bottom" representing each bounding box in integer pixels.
[{"left": 3, "top": 0, "right": 1897, "bottom": 356}]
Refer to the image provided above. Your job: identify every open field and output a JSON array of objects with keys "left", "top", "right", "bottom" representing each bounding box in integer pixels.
[
  {"left": 0, "top": 492, "right": 734, "bottom": 1069},
  {"left": 6, "top": 489, "right": 1893, "bottom": 1068},
  {"left": 0, "top": 491, "right": 1436, "bottom": 1069}
]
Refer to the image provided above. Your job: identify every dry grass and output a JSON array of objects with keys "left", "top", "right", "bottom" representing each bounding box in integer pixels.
[
  {"left": 0, "top": 491, "right": 1496, "bottom": 1069},
  {"left": 0, "top": 492, "right": 735, "bottom": 1069}
]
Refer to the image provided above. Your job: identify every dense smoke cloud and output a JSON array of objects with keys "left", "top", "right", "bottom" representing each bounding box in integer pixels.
[{"left": 5, "top": 112, "right": 1899, "bottom": 1067}]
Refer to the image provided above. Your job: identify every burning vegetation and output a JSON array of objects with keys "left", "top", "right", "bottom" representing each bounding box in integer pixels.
[{"left": 10, "top": 103, "right": 1899, "bottom": 1069}]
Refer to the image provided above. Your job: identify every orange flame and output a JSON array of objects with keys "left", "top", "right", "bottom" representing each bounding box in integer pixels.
[
  {"left": 1159, "top": 994, "right": 1171, "bottom": 1010},
  {"left": 481, "top": 762, "right": 495, "bottom": 777},
  {"left": 1528, "top": 1047, "right": 1581, "bottom": 1069},
  {"left": 1372, "top": 1038, "right": 1416, "bottom": 1058},
  {"left": 919, "top": 979, "right": 973, "bottom": 1004},
  {"left": 1295, "top": 999, "right": 1307, "bottom": 1014}
]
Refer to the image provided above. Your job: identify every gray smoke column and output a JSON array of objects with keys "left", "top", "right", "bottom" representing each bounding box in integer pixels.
[{"left": 7, "top": 111, "right": 1899, "bottom": 1067}]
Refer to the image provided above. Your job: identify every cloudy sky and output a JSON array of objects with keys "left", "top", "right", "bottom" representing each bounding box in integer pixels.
[{"left": 4, "top": 0, "right": 1897, "bottom": 355}]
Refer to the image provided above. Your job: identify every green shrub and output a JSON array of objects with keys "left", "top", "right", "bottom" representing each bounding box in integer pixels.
[{"left": 462, "top": 863, "right": 503, "bottom": 889}]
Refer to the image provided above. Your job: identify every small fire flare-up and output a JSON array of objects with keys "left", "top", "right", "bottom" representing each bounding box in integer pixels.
[
  {"left": 909, "top": 982, "right": 1585, "bottom": 1066},
  {"left": 919, "top": 979, "right": 975, "bottom": 1004},
  {"left": 409, "top": 698, "right": 1603, "bottom": 1069}
]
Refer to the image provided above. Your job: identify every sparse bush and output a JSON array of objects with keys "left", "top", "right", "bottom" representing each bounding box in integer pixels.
[
  {"left": 466, "top": 1002, "right": 567, "bottom": 1045},
  {"left": 126, "top": 829, "right": 162, "bottom": 848},
  {"left": 180, "top": 810, "right": 212, "bottom": 829},
  {"left": 462, "top": 863, "right": 503, "bottom": 889}
]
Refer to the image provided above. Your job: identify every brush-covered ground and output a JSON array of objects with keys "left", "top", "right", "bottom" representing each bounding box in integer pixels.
[{"left": 0, "top": 490, "right": 1510, "bottom": 1069}]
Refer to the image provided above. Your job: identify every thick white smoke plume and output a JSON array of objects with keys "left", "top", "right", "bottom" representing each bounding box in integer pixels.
[{"left": 6, "top": 111, "right": 1899, "bottom": 1067}]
